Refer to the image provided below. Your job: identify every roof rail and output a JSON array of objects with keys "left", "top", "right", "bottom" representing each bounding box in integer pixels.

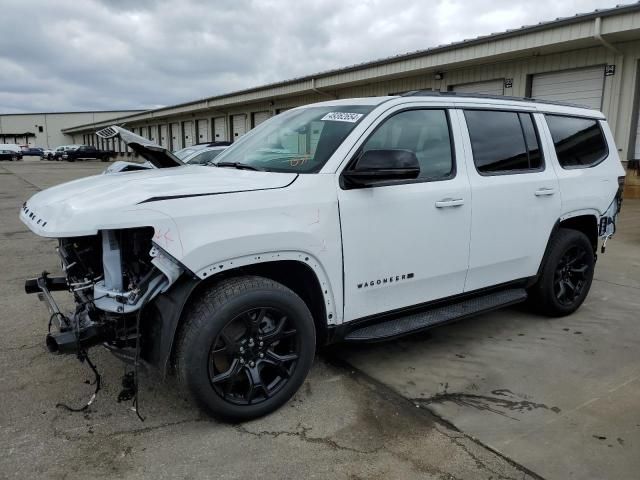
[{"left": 399, "top": 90, "right": 592, "bottom": 109}]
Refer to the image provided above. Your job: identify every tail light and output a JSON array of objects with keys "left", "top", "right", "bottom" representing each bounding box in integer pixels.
[{"left": 616, "top": 175, "right": 625, "bottom": 211}]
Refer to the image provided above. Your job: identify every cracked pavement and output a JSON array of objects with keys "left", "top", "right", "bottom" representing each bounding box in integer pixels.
[{"left": 0, "top": 160, "right": 536, "bottom": 480}]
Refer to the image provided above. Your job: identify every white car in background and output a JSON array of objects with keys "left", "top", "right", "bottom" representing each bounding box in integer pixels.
[{"left": 102, "top": 129, "right": 229, "bottom": 174}]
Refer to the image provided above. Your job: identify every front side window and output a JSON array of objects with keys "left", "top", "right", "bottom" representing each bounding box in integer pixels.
[
  {"left": 359, "top": 109, "right": 454, "bottom": 180},
  {"left": 213, "top": 105, "right": 375, "bottom": 173},
  {"left": 464, "top": 110, "right": 543, "bottom": 174},
  {"left": 545, "top": 115, "right": 607, "bottom": 168}
]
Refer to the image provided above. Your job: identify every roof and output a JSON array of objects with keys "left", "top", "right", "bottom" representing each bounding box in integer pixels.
[
  {"left": 0, "top": 109, "right": 145, "bottom": 117},
  {"left": 63, "top": 2, "right": 640, "bottom": 133}
]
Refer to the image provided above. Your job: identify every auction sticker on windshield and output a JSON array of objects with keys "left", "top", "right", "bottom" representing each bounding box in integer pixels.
[{"left": 321, "top": 112, "right": 364, "bottom": 123}]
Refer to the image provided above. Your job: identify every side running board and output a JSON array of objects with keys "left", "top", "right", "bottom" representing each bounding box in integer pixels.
[{"left": 344, "top": 288, "right": 527, "bottom": 342}]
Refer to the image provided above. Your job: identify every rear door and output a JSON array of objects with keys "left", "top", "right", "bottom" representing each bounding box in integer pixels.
[
  {"left": 458, "top": 109, "right": 561, "bottom": 291},
  {"left": 338, "top": 106, "right": 472, "bottom": 321}
]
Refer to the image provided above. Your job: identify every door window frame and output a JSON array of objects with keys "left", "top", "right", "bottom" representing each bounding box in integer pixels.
[{"left": 338, "top": 107, "right": 457, "bottom": 189}]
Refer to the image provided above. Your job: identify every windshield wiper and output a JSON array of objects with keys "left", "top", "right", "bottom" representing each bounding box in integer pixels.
[{"left": 215, "top": 161, "right": 264, "bottom": 171}]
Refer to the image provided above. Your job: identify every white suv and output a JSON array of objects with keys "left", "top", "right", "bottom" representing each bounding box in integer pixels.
[{"left": 20, "top": 93, "right": 625, "bottom": 420}]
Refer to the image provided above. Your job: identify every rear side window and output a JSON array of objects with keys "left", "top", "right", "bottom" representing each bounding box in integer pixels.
[
  {"left": 545, "top": 115, "right": 608, "bottom": 168},
  {"left": 464, "top": 110, "right": 543, "bottom": 174}
]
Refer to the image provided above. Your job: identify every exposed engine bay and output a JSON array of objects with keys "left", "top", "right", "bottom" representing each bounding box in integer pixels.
[{"left": 26, "top": 227, "right": 183, "bottom": 357}]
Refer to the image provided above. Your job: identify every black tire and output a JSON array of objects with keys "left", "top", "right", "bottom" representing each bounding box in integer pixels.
[
  {"left": 176, "top": 275, "right": 316, "bottom": 421},
  {"left": 529, "top": 228, "right": 595, "bottom": 317}
]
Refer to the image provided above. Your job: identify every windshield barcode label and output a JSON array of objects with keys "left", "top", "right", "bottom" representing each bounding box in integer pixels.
[{"left": 321, "top": 112, "right": 363, "bottom": 123}]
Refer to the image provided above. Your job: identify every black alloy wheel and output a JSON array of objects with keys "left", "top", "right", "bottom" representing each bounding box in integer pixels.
[
  {"left": 176, "top": 275, "right": 316, "bottom": 421},
  {"left": 553, "top": 245, "right": 590, "bottom": 306},
  {"left": 529, "top": 228, "right": 595, "bottom": 317},
  {"left": 209, "top": 307, "right": 299, "bottom": 405}
]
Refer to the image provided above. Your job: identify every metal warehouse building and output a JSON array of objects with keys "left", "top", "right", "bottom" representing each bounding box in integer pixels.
[
  {"left": 0, "top": 110, "right": 143, "bottom": 148},
  {"left": 55, "top": 4, "right": 640, "bottom": 172}
]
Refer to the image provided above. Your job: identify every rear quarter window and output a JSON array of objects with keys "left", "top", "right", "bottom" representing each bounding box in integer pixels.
[{"left": 545, "top": 115, "right": 608, "bottom": 169}]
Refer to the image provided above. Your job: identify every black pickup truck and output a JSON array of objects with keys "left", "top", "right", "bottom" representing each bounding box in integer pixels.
[{"left": 62, "top": 145, "right": 116, "bottom": 162}]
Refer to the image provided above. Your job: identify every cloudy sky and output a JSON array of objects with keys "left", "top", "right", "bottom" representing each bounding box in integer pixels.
[{"left": 0, "top": 0, "right": 629, "bottom": 113}]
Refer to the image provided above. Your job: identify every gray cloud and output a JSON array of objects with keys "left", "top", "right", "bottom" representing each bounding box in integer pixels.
[{"left": 0, "top": 0, "right": 628, "bottom": 113}]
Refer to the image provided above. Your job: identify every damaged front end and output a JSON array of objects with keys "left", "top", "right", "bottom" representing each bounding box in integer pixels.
[{"left": 26, "top": 227, "right": 183, "bottom": 360}]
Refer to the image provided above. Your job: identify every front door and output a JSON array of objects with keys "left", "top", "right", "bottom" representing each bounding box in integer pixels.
[
  {"left": 458, "top": 109, "right": 561, "bottom": 291},
  {"left": 338, "top": 108, "right": 472, "bottom": 321}
]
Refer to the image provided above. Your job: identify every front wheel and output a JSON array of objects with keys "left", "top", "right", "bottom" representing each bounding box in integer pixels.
[
  {"left": 529, "top": 228, "right": 595, "bottom": 317},
  {"left": 176, "top": 276, "right": 316, "bottom": 421}
]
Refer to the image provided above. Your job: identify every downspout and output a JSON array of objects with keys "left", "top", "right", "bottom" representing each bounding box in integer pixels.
[
  {"left": 594, "top": 17, "right": 621, "bottom": 55},
  {"left": 594, "top": 16, "right": 627, "bottom": 160},
  {"left": 311, "top": 78, "right": 336, "bottom": 99}
]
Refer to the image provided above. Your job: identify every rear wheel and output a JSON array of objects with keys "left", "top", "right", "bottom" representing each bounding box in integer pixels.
[
  {"left": 176, "top": 276, "right": 316, "bottom": 421},
  {"left": 529, "top": 228, "right": 595, "bottom": 317}
]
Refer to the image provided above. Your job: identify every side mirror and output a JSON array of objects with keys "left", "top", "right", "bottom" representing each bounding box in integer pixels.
[{"left": 343, "top": 149, "right": 420, "bottom": 188}]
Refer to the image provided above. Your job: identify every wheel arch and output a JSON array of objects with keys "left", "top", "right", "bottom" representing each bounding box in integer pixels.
[
  {"left": 535, "top": 212, "right": 599, "bottom": 281},
  {"left": 145, "top": 254, "right": 336, "bottom": 377}
]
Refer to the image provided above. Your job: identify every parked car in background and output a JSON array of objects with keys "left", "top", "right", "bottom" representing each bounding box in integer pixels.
[
  {"left": 0, "top": 149, "right": 20, "bottom": 161},
  {"left": 0, "top": 144, "right": 23, "bottom": 160},
  {"left": 181, "top": 144, "right": 229, "bottom": 165},
  {"left": 53, "top": 145, "right": 80, "bottom": 161},
  {"left": 21, "top": 146, "right": 44, "bottom": 157},
  {"left": 62, "top": 144, "right": 116, "bottom": 162},
  {"left": 174, "top": 141, "right": 231, "bottom": 160},
  {"left": 41, "top": 149, "right": 55, "bottom": 160},
  {"left": 101, "top": 129, "right": 229, "bottom": 173}
]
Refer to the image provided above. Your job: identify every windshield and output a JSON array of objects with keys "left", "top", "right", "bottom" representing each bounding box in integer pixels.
[
  {"left": 213, "top": 105, "right": 374, "bottom": 173},
  {"left": 186, "top": 148, "right": 225, "bottom": 165},
  {"left": 174, "top": 146, "right": 203, "bottom": 159}
]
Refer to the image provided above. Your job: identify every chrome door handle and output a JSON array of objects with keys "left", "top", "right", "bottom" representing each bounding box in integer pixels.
[
  {"left": 435, "top": 198, "right": 465, "bottom": 208},
  {"left": 535, "top": 188, "right": 556, "bottom": 196}
]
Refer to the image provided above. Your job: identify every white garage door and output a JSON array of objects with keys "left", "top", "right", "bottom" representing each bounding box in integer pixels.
[
  {"left": 159, "top": 125, "right": 168, "bottom": 147},
  {"left": 183, "top": 121, "right": 194, "bottom": 147},
  {"left": 531, "top": 66, "right": 604, "bottom": 110},
  {"left": 170, "top": 123, "right": 180, "bottom": 150},
  {"left": 452, "top": 79, "right": 504, "bottom": 96},
  {"left": 196, "top": 119, "right": 210, "bottom": 143},
  {"left": 149, "top": 125, "right": 156, "bottom": 143},
  {"left": 252, "top": 111, "right": 271, "bottom": 128},
  {"left": 213, "top": 117, "right": 226, "bottom": 141},
  {"left": 232, "top": 115, "right": 247, "bottom": 141}
]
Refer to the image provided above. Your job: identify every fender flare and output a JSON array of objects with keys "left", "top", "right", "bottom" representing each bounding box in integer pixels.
[
  {"left": 194, "top": 250, "right": 338, "bottom": 324},
  {"left": 146, "top": 251, "right": 339, "bottom": 376}
]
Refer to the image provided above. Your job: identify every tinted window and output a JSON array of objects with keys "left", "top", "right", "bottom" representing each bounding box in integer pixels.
[
  {"left": 545, "top": 115, "right": 607, "bottom": 168},
  {"left": 464, "top": 110, "right": 543, "bottom": 174},
  {"left": 361, "top": 109, "right": 453, "bottom": 180}
]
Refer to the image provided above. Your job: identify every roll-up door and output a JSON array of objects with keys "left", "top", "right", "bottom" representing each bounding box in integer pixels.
[
  {"left": 213, "top": 117, "right": 226, "bottom": 141},
  {"left": 196, "top": 119, "right": 210, "bottom": 143},
  {"left": 231, "top": 115, "right": 247, "bottom": 141},
  {"left": 159, "top": 125, "right": 168, "bottom": 147},
  {"left": 452, "top": 79, "right": 504, "bottom": 96},
  {"left": 170, "top": 123, "right": 180, "bottom": 150},
  {"left": 183, "top": 121, "right": 194, "bottom": 147},
  {"left": 531, "top": 66, "right": 604, "bottom": 110},
  {"left": 252, "top": 111, "right": 271, "bottom": 128},
  {"left": 149, "top": 125, "right": 156, "bottom": 143}
]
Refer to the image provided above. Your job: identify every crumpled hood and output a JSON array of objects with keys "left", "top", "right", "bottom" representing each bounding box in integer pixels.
[{"left": 20, "top": 165, "right": 297, "bottom": 237}]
